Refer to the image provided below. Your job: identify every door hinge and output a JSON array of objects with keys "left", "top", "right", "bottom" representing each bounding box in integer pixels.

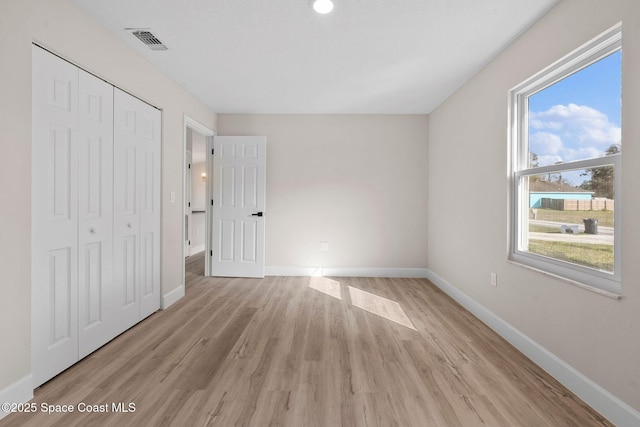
[
  {"left": 188, "top": 202, "right": 191, "bottom": 207},
  {"left": 188, "top": 240, "right": 191, "bottom": 245},
  {"left": 210, "top": 250, "right": 213, "bottom": 256},
  {"left": 211, "top": 148, "right": 214, "bottom": 155},
  {"left": 211, "top": 199, "right": 214, "bottom": 206},
  {"left": 188, "top": 163, "right": 191, "bottom": 169}
]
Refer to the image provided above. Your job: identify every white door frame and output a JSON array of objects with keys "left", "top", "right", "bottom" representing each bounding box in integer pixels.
[{"left": 182, "top": 115, "right": 215, "bottom": 285}]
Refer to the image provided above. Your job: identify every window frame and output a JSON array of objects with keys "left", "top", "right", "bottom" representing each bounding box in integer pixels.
[{"left": 509, "top": 24, "right": 622, "bottom": 296}]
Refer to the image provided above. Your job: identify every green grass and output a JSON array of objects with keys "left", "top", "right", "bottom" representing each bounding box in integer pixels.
[
  {"left": 528, "top": 240, "right": 614, "bottom": 272},
  {"left": 529, "top": 224, "right": 560, "bottom": 233},
  {"left": 533, "top": 209, "right": 614, "bottom": 227}
]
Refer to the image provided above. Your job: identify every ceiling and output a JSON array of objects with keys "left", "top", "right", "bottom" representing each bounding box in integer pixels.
[{"left": 72, "top": 0, "right": 558, "bottom": 114}]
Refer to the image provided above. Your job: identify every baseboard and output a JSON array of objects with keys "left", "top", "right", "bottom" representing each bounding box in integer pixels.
[
  {"left": 161, "top": 284, "right": 185, "bottom": 309},
  {"left": 0, "top": 374, "right": 33, "bottom": 420},
  {"left": 424, "top": 269, "right": 640, "bottom": 427},
  {"left": 190, "top": 245, "right": 205, "bottom": 256},
  {"left": 265, "top": 266, "right": 429, "bottom": 278}
]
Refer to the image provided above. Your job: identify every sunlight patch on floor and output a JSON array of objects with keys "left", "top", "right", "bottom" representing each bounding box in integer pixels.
[
  {"left": 308, "top": 276, "right": 343, "bottom": 300},
  {"left": 308, "top": 278, "right": 416, "bottom": 330},
  {"left": 348, "top": 286, "right": 417, "bottom": 330}
]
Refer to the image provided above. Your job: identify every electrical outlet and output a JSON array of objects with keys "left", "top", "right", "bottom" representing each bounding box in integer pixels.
[
  {"left": 490, "top": 272, "right": 497, "bottom": 287},
  {"left": 320, "top": 242, "right": 329, "bottom": 252}
]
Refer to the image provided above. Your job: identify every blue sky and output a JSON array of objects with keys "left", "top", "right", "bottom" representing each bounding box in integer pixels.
[{"left": 528, "top": 50, "right": 621, "bottom": 172}]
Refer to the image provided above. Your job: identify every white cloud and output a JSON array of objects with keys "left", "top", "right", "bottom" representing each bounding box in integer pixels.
[
  {"left": 530, "top": 118, "right": 562, "bottom": 130},
  {"left": 530, "top": 132, "right": 562, "bottom": 155},
  {"left": 529, "top": 103, "right": 620, "bottom": 166}
]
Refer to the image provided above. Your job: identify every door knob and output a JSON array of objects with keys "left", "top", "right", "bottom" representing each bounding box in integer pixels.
[{"left": 251, "top": 212, "right": 263, "bottom": 217}]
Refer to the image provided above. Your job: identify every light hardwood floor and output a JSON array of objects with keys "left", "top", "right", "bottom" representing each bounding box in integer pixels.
[{"left": 1, "top": 252, "right": 611, "bottom": 426}]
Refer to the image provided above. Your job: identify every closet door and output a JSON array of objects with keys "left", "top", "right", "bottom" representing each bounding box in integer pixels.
[
  {"left": 78, "top": 70, "right": 115, "bottom": 358},
  {"left": 137, "top": 95, "right": 161, "bottom": 319},
  {"left": 113, "top": 89, "right": 161, "bottom": 334},
  {"left": 32, "top": 47, "right": 161, "bottom": 387},
  {"left": 32, "top": 45, "right": 80, "bottom": 386}
]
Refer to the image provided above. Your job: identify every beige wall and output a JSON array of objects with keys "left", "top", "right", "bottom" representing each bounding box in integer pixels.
[
  {"left": 0, "top": 0, "right": 216, "bottom": 391},
  {"left": 427, "top": 0, "right": 640, "bottom": 411},
  {"left": 218, "top": 115, "right": 429, "bottom": 270}
]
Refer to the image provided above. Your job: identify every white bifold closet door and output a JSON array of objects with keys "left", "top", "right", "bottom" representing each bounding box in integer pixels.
[
  {"left": 112, "top": 88, "right": 161, "bottom": 335},
  {"left": 32, "top": 46, "right": 81, "bottom": 386},
  {"left": 32, "top": 46, "right": 161, "bottom": 387},
  {"left": 77, "top": 69, "right": 115, "bottom": 359}
]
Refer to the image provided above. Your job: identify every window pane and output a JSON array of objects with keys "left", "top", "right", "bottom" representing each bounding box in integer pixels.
[
  {"left": 528, "top": 51, "right": 621, "bottom": 168},
  {"left": 525, "top": 165, "right": 614, "bottom": 272}
]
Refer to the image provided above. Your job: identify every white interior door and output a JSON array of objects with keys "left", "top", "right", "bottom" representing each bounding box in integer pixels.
[
  {"left": 211, "top": 136, "right": 266, "bottom": 278},
  {"left": 32, "top": 45, "right": 80, "bottom": 386},
  {"left": 77, "top": 70, "right": 115, "bottom": 358}
]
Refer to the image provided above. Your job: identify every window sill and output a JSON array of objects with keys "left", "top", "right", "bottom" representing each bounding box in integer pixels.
[{"left": 507, "top": 259, "right": 622, "bottom": 300}]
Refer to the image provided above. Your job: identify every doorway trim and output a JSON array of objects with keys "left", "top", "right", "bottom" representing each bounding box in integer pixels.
[{"left": 182, "top": 115, "right": 215, "bottom": 288}]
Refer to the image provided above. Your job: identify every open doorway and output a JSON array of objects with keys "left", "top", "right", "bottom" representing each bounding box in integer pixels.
[
  {"left": 185, "top": 127, "right": 206, "bottom": 270},
  {"left": 183, "top": 116, "right": 214, "bottom": 286}
]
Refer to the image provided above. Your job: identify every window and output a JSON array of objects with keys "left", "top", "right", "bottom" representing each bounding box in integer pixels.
[{"left": 509, "top": 24, "right": 622, "bottom": 295}]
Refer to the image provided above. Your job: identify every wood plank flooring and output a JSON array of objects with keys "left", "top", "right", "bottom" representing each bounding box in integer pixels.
[{"left": 1, "top": 253, "right": 611, "bottom": 426}]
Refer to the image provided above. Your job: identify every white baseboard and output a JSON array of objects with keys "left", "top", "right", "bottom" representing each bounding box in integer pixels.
[
  {"left": 190, "top": 245, "right": 205, "bottom": 256},
  {"left": 161, "top": 284, "right": 185, "bottom": 309},
  {"left": 425, "top": 269, "right": 640, "bottom": 427},
  {"left": 0, "top": 374, "right": 33, "bottom": 420},
  {"left": 265, "top": 266, "right": 429, "bottom": 278}
]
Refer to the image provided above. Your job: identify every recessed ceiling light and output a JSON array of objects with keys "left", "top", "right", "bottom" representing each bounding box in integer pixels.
[{"left": 313, "top": 0, "right": 334, "bottom": 14}]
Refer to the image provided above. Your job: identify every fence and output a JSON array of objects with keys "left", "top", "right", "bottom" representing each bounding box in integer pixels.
[{"left": 540, "top": 198, "right": 614, "bottom": 211}]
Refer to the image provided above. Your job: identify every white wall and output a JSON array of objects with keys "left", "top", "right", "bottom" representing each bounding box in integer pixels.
[
  {"left": 0, "top": 0, "right": 215, "bottom": 395},
  {"left": 218, "top": 114, "right": 429, "bottom": 271},
  {"left": 427, "top": 0, "right": 640, "bottom": 413}
]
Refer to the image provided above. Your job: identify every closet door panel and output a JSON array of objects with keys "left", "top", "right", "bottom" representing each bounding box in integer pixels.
[
  {"left": 113, "top": 88, "right": 161, "bottom": 329},
  {"left": 78, "top": 70, "right": 115, "bottom": 358},
  {"left": 32, "top": 45, "right": 79, "bottom": 387},
  {"left": 138, "top": 104, "right": 161, "bottom": 318},
  {"left": 113, "top": 89, "right": 142, "bottom": 334}
]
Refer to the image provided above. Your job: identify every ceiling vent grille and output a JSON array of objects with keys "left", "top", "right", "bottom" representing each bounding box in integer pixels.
[{"left": 130, "top": 30, "right": 167, "bottom": 51}]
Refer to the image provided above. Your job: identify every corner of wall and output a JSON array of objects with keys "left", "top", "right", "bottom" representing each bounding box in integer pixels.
[{"left": 161, "top": 284, "right": 185, "bottom": 309}]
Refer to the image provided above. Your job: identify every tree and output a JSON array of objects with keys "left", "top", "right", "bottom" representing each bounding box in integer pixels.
[
  {"left": 580, "top": 144, "right": 619, "bottom": 199},
  {"left": 529, "top": 152, "right": 542, "bottom": 183},
  {"left": 548, "top": 161, "right": 572, "bottom": 186}
]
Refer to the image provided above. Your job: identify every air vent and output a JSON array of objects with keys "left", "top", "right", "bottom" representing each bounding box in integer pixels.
[{"left": 130, "top": 30, "right": 167, "bottom": 51}]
